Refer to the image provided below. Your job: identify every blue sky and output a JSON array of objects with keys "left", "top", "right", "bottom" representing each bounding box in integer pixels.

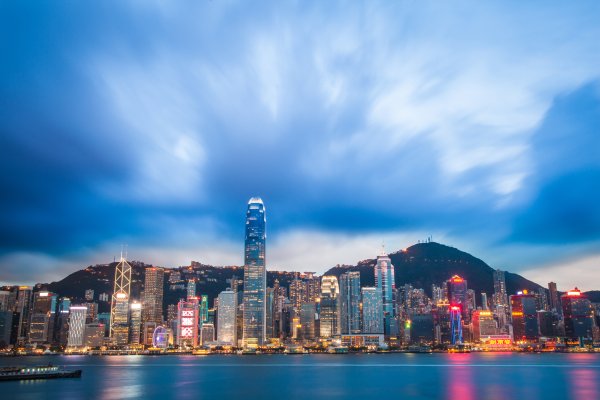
[{"left": 1, "top": 1, "right": 600, "bottom": 290}]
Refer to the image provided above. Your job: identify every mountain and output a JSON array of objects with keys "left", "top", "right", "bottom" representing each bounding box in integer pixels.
[
  {"left": 36, "top": 242, "right": 596, "bottom": 312},
  {"left": 324, "top": 242, "right": 545, "bottom": 300},
  {"left": 39, "top": 261, "right": 298, "bottom": 314}
]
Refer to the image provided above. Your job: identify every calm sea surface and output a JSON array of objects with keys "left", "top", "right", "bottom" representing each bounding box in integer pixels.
[{"left": 1, "top": 353, "right": 599, "bottom": 400}]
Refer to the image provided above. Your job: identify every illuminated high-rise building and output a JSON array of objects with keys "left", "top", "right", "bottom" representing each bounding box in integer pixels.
[
  {"left": 187, "top": 279, "right": 196, "bottom": 301},
  {"left": 493, "top": 269, "right": 509, "bottom": 308},
  {"left": 339, "top": 271, "right": 361, "bottom": 334},
  {"left": 447, "top": 275, "right": 469, "bottom": 322},
  {"left": 110, "top": 253, "right": 132, "bottom": 345},
  {"left": 481, "top": 293, "right": 489, "bottom": 311},
  {"left": 510, "top": 291, "right": 538, "bottom": 341},
  {"left": 130, "top": 302, "right": 142, "bottom": 345},
  {"left": 561, "top": 288, "right": 594, "bottom": 340},
  {"left": 177, "top": 299, "right": 199, "bottom": 348},
  {"left": 29, "top": 291, "right": 57, "bottom": 344},
  {"left": 289, "top": 277, "right": 305, "bottom": 311},
  {"left": 200, "top": 323, "right": 215, "bottom": 345},
  {"left": 548, "top": 282, "right": 560, "bottom": 313},
  {"left": 67, "top": 305, "right": 88, "bottom": 348},
  {"left": 320, "top": 275, "right": 340, "bottom": 337},
  {"left": 143, "top": 267, "right": 164, "bottom": 324},
  {"left": 84, "top": 323, "right": 105, "bottom": 348},
  {"left": 55, "top": 297, "right": 71, "bottom": 345},
  {"left": 375, "top": 248, "right": 397, "bottom": 336},
  {"left": 300, "top": 302, "right": 317, "bottom": 342},
  {"left": 217, "top": 289, "right": 237, "bottom": 345},
  {"left": 200, "top": 295, "right": 209, "bottom": 325},
  {"left": 472, "top": 310, "right": 497, "bottom": 341},
  {"left": 242, "top": 197, "right": 267, "bottom": 347},
  {"left": 15, "top": 286, "right": 32, "bottom": 345},
  {"left": 450, "top": 305, "right": 463, "bottom": 344},
  {"left": 361, "top": 287, "right": 383, "bottom": 334}
]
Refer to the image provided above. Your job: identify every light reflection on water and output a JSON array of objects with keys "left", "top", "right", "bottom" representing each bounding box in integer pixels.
[{"left": 2, "top": 353, "right": 599, "bottom": 400}]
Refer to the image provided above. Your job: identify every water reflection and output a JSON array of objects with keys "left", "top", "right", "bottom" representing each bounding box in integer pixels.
[
  {"left": 569, "top": 368, "right": 599, "bottom": 399},
  {"left": 446, "top": 356, "right": 475, "bottom": 400},
  {"left": 100, "top": 357, "right": 144, "bottom": 400}
]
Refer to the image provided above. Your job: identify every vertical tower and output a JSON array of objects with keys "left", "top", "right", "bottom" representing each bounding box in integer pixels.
[
  {"left": 450, "top": 306, "right": 463, "bottom": 344},
  {"left": 15, "top": 286, "right": 33, "bottom": 345},
  {"left": 110, "top": 252, "right": 132, "bottom": 345},
  {"left": 242, "top": 197, "right": 267, "bottom": 347},
  {"left": 67, "top": 305, "right": 88, "bottom": 348},
  {"left": 561, "top": 288, "right": 594, "bottom": 341},
  {"left": 493, "top": 269, "right": 509, "bottom": 307},
  {"left": 340, "top": 271, "right": 361, "bottom": 334},
  {"left": 177, "top": 298, "right": 199, "bottom": 348},
  {"left": 217, "top": 289, "right": 237, "bottom": 345},
  {"left": 129, "top": 302, "right": 142, "bottom": 345},
  {"left": 28, "top": 291, "right": 56, "bottom": 344},
  {"left": 320, "top": 275, "right": 340, "bottom": 337},
  {"left": 187, "top": 279, "right": 196, "bottom": 301},
  {"left": 509, "top": 291, "right": 539, "bottom": 341},
  {"left": 361, "top": 287, "right": 383, "bottom": 334},
  {"left": 447, "top": 275, "right": 469, "bottom": 322},
  {"left": 548, "top": 282, "right": 560, "bottom": 313},
  {"left": 375, "top": 247, "right": 397, "bottom": 337},
  {"left": 143, "top": 267, "right": 164, "bottom": 324}
]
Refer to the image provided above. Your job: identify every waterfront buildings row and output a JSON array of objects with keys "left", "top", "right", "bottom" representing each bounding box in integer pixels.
[{"left": 1, "top": 197, "right": 598, "bottom": 351}]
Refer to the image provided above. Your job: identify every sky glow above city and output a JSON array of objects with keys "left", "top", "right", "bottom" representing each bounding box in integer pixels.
[{"left": 1, "top": 1, "right": 600, "bottom": 289}]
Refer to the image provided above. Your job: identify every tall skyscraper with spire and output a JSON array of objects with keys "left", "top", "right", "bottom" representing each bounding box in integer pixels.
[
  {"left": 110, "top": 249, "right": 132, "bottom": 345},
  {"left": 242, "top": 197, "right": 267, "bottom": 347}
]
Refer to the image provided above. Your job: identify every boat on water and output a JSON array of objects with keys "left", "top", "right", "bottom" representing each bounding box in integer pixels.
[{"left": 0, "top": 365, "right": 82, "bottom": 381}]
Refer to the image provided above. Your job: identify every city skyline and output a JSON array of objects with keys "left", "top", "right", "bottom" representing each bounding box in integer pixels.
[{"left": 2, "top": 2, "right": 600, "bottom": 291}]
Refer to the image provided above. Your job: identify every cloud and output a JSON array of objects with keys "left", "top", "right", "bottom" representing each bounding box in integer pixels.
[{"left": 1, "top": 2, "right": 600, "bottom": 287}]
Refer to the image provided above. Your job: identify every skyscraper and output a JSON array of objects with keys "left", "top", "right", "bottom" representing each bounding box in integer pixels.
[
  {"left": 375, "top": 249, "right": 397, "bottom": 336},
  {"left": 510, "top": 291, "right": 539, "bottom": 341},
  {"left": 28, "top": 291, "right": 57, "bottom": 344},
  {"left": 217, "top": 289, "right": 237, "bottom": 345},
  {"left": 481, "top": 293, "right": 489, "bottom": 311},
  {"left": 14, "top": 286, "right": 32, "bottom": 345},
  {"left": 339, "top": 271, "right": 361, "bottom": 334},
  {"left": 242, "top": 197, "right": 267, "bottom": 347},
  {"left": 110, "top": 254, "right": 132, "bottom": 345},
  {"left": 548, "top": 282, "right": 560, "bottom": 313},
  {"left": 320, "top": 275, "right": 340, "bottom": 337},
  {"left": 493, "top": 269, "right": 509, "bottom": 308},
  {"left": 143, "top": 267, "right": 164, "bottom": 324},
  {"left": 187, "top": 279, "right": 196, "bottom": 301},
  {"left": 447, "top": 275, "right": 469, "bottom": 321},
  {"left": 361, "top": 287, "right": 383, "bottom": 334},
  {"left": 561, "top": 288, "right": 594, "bottom": 341},
  {"left": 130, "top": 302, "right": 142, "bottom": 345},
  {"left": 177, "top": 298, "right": 199, "bottom": 348},
  {"left": 67, "top": 305, "right": 88, "bottom": 348}
]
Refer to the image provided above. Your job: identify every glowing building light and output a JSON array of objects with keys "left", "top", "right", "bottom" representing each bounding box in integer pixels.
[{"left": 451, "top": 275, "right": 463, "bottom": 283}]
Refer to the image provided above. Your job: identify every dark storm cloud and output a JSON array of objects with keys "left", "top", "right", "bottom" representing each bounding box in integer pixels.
[
  {"left": 511, "top": 83, "right": 600, "bottom": 243},
  {"left": 1, "top": 1, "right": 600, "bottom": 284}
]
